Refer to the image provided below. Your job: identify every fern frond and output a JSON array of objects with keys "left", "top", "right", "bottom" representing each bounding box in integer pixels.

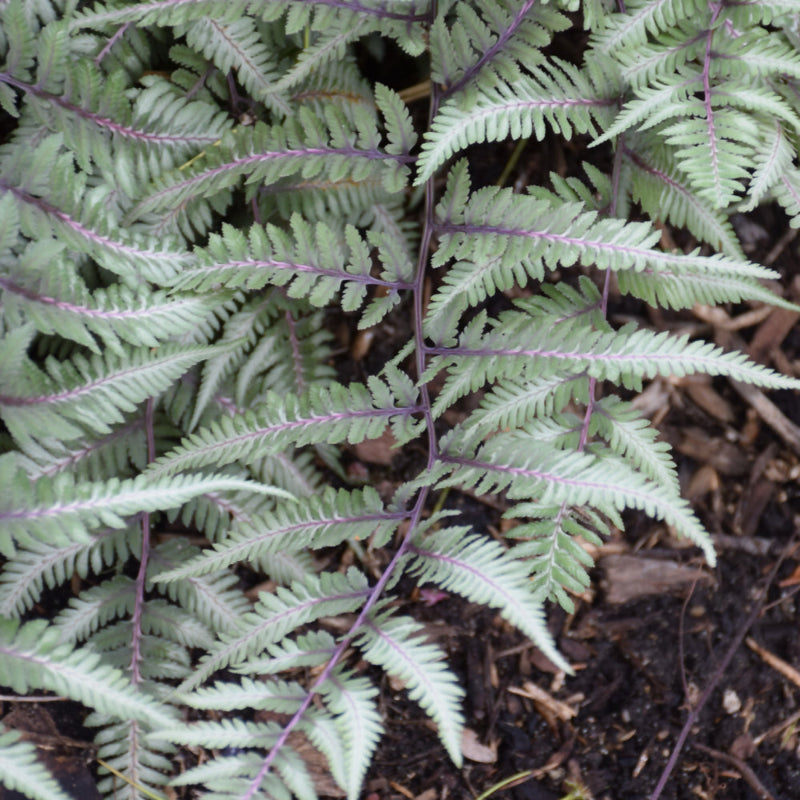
[
  {"left": 155, "top": 487, "right": 403, "bottom": 581},
  {"left": 623, "top": 136, "right": 744, "bottom": 257},
  {"left": 3, "top": 2, "right": 799, "bottom": 797},
  {"left": 470, "top": 373, "right": 591, "bottom": 432},
  {"left": 318, "top": 670, "right": 382, "bottom": 800},
  {"left": 5, "top": 58, "right": 231, "bottom": 180},
  {"left": 0, "top": 618, "right": 176, "bottom": 728},
  {"left": 614, "top": 259, "right": 800, "bottom": 312},
  {"left": 148, "top": 379, "right": 421, "bottom": 477},
  {"left": 130, "top": 107, "right": 414, "bottom": 221},
  {"left": 0, "top": 526, "right": 132, "bottom": 617},
  {"left": 15, "top": 418, "right": 148, "bottom": 482},
  {"left": 432, "top": 0, "right": 569, "bottom": 94},
  {"left": 272, "top": 16, "right": 373, "bottom": 97},
  {"left": 591, "top": 0, "right": 708, "bottom": 56},
  {"left": 178, "top": 675, "right": 307, "bottom": 714},
  {"left": 417, "top": 57, "right": 618, "bottom": 184},
  {"left": 0, "top": 0, "right": 37, "bottom": 87},
  {"left": 0, "top": 469, "right": 290, "bottom": 556},
  {"left": 185, "top": 294, "right": 279, "bottom": 431},
  {"left": 505, "top": 503, "right": 602, "bottom": 612},
  {"left": 70, "top": 0, "right": 431, "bottom": 36},
  {"left": 426, "top": 308, "right": 800, "bottom": 418},
  {"left": 740, "top": 120, "right": 795, "bottom": 213},
  {"left": 773, "top": 165, "right": 800, "bottom": 228},
  {"left": 91, "top": 718, "right": 174, "bottom": 799},
  {"left": 160, "top": 543, "right": 255, "bottom": 636},
  {"left": 154, "top": 716, "right": 321, "bottom": 798},
  {"left": 408, "top": 526, "right": 569, "bottom": 671},
  {"left": 52, "top": 574, "right": 136, "bottom": 643},
  {"left": 428, "top": 163, "right": 784, "bottom": 339},
  {"left": 0, "top": 135, "right": 192, "bottom": 282},
  {"left": 590, "top": 396, "right": 679, "bottom": 493},
  {"left": 0, "top": 264, "right": 224, "bottom": 355},
  {"left": 172, "top": 214, "right": 412, "bottom": 325},
  {"left": 178, "top": 568, "right": 371, "bottom": 692},
  {"left": 232, "top": 630, "right": 337, "bottom": 676},
  {"left": 354, "top": 610, "right": 465, "bottom": 764},
  {"left": 184, "top": 16, "right": 289, "bottom": 113},
  {"left": 439, "top": 431, "right": 716, "bottom": 563},
  {"left": 659, "top": 97, "right": 792, "bottom": 207},
  {"left": 0, "top": 342, "right": 222, "bottom": 442},
  {"left": 168, "top": 751, "right": 265, "bottom": 788}
]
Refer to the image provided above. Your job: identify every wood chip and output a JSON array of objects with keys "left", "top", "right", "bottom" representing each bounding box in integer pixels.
[
  {"left": 685, "top": 463, "right": 720, "bottom": 502},
  {"left": 748, "top": 307, "right": 800, "bottom": 365},
  {"left": 600, "top": 555, "right": 711, "bottom": 604},
  {"left": 731, "top": 381, "right": 800, "bottom": 456},
  {"left": 669, "top": 426, "right": 750, "bottom": 476},
  {"left": 680, "top": 375, "right": 735, "bottom": 423}
]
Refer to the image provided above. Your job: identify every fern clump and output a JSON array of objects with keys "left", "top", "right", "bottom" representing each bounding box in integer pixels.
[{"left": 1, "top": 1, "right": 799, "bottom": 798}]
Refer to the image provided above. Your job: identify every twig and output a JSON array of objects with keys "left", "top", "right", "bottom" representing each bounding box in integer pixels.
[
  {"left": 753, "top": 708, "right": 800, "bottom": 747},
  {"left": 731, "top": 380, "right": 800, "bottom": 455},
  {"left": 648, "top": 536, "right": 795, "bottom": 800},
  {"left": 693, "top": 743, "right": 776, "bottom": 800},
  {"left": 746, "top": 636, "right": 800, "bottom": 689},
  {"left": 764, "top": 226, "right": 798, "bottom": 266},
  {"left": 678, "top": 578, "right": 697, "bottom": 699}
]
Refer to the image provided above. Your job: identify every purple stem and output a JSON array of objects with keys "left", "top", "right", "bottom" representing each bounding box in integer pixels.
[
  {"left": 94, "top": 22, "right": 131, "bottom": 65},
  {"left": 238, "top": 5, "right": 441, "bottom": 795},
  {"left": 129, "top": 397, "right": 155, "bottom": 684},
  {"left": 186, "top": 258, "right": 412, "bottom": 291},
  {"left": 702, "top": 3, "right": 724, "bottom": 193}
]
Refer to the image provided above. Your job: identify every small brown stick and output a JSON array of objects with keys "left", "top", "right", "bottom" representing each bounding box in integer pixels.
[
  {"left": 397, "top": 80, "right": 431, "bottom": 103},
  {"left": 678, "top": 578, "right": 698, "bottom": 699},
  {"left": 753, "top": 707, "right": 800, "bottom": 747},
  {"left": 693, "top": 743, "right": 776, "bottom": 800},
  {"left": 731, "top": 380, "right": 800, "bottom": 455},
  {"left": 648, "top": 536, "right": 795, "bottom": 800},
  {"left": 745, "top": 636, "right": 800, "bottom": 689},
  {"left": 764, "top": 227, "right": 799, "bottom": 265}
]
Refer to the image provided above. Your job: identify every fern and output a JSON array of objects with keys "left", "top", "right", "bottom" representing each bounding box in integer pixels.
[{"left": 1, "top": 1, "right": 800, "bottom": 799}]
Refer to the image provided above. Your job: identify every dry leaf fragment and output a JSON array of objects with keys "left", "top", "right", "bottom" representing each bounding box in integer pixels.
[
  {"left": 460, "top": 727, "right": 497, "bottom": 763},
  {"left": 508, "top": 681, "right": 577, "bottom": 720}
]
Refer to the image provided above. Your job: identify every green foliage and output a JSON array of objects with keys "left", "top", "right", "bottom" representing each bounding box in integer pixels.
[{"left": 1, "top": 1, "right": 799, "bottom": 799}]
